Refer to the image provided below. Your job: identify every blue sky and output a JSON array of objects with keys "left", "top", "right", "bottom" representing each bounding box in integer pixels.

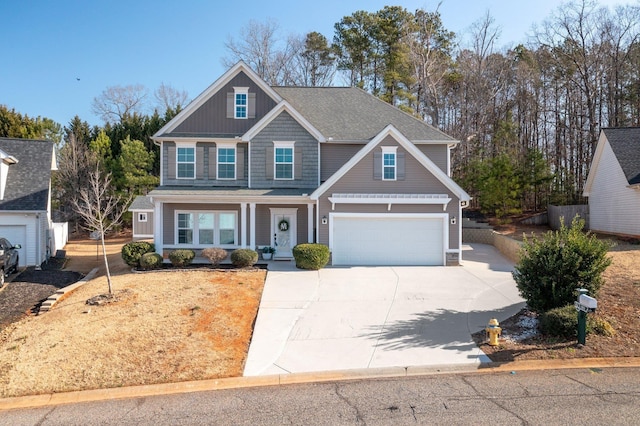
[{"left": 0, "top": 0, "right": 630, "bottom": 128}]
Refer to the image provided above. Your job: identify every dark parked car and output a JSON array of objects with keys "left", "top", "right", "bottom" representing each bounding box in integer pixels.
[{"left": 0, "top": 237, "right": 21, "bottom": 287}]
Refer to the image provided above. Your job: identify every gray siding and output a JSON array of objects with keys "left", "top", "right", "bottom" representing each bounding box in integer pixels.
[
  {"left": 255, "top": 204, "right": 311, "bottom": 246},
  {"left": 249, "top": 111, "right": 319, "bottom": 189},
  {"left": 417, "top": 144, "right": 448, "bottom": 173},
  {"left": 321, "top": 144, "right": 363, "bottom": 182},
  {"left": 133, "top": 212, "right": 154, "bottom": 237},
  {"left": 316, "top": 137, "right": 460, "bottom": 249},
  {"left": 162, "top": 141, "right": 248, "bottom": 187},
  {"left": 171, "top": 72, "right": 277, "bottom": 136}
]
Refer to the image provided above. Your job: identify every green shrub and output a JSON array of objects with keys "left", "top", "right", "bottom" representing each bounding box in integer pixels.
[
  {"left": 513, "top": 217, "right": 611, "bottom": 313},
  {"left": 169, "top": 249, "right": 195, "bottom": 267},
  {"left": 139, "top": 252, "right": 163, "bottom": 270},
  {"left": 201, "top": 247, "right": 228, "bottom": 266},
  {"left": 121, "top": 241, "right": 155, "bottom": 267},
  {"left": 292, "top": 244, "right": 330, "bottom": 270},
  {"left": 230, "top": 249, "right": 258, "bottom": 268},
  {"left": 540, "top": 305, "right": 576, "bottom": 338}
]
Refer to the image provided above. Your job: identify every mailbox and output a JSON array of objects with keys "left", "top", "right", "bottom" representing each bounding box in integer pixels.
[{"left": 578, "top": 294, "right": 597, "bottom": 310}]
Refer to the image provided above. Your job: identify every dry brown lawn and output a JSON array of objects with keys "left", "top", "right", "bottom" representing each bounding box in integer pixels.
[{"left": 0, "top": 233, "right": 266, "bottom": 398}]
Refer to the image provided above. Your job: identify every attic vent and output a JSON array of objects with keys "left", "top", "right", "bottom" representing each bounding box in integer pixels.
[{"left": 2, "top": 156, "right": 18, "bottom": 165}]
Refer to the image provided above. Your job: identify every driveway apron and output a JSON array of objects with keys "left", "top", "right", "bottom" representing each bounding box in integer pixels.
[{"left": 243, "top": 243, "right": 525, "bottom": 376}]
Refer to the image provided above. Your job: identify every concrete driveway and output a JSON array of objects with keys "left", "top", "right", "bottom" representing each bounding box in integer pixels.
[{"left": 243, "top": 243, "right": 525, "bottom": 376}]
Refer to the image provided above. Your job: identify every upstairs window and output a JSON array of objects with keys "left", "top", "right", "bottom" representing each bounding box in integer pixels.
[
  {"left": 274, "top": 142, "right": 294, "bottom": 180},
  {"left": 217, "top": 146, "right": 236, "bottom": 179},
  {"left": 177, "top": 147, "right": 195, "bottom": 179},
  {"left": 234, "top": 87, "right": 248, "bottom": 119},
  {"left": 381, "top": 146, "right": 397, "bottom": 181}
]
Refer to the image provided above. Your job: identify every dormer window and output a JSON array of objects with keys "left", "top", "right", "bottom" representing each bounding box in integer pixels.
[{"left": 234, "top": 87, "right": 248, "bottom": 119}]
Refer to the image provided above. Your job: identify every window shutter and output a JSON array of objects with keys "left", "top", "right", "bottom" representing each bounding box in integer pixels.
[
  {"left": 373, "top": 151, "right": 382, "bottom": 180},
  {"left": 208, "top": 146, "right": 217, "bottom": 180},
  {"left": 294, "top": 150, "right": 302, "bottom": 180},
  {"left": 248, "top": 93, "right": 256, "bottom": 118},
  {"left": 196, "top": 145, "right": 204, "bottom": 179},
  {"left": 236, "top": 146, "right": 245, "bottom": 180},
  {"left": 265, "top": 146, "right": 274, "bottom": 180},
  {"left": 168, "top": 144, "right": 176, "bottom": 179},
  {"left": 397, "top": 152, "right": 405, "bottom": 181},
  {"left": 226, "top": 93, "right": 234, "bottom": 118}
]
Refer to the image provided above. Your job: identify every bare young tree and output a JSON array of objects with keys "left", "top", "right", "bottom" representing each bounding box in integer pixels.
[
  {"left": 91, "top": 84, "right": 148, "bottom": 123},
  {"left": 72, "top": 163, "right": 132, "bottom": 294},
  {"left": 154, "top": 82, "right": 189, "bottom": 112}
]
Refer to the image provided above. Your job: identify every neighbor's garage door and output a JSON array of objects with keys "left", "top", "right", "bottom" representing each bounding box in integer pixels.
[
  {"left": 331, "top": 214, "right": 445, "bottom": 266},
  {"left": 0, "top": 225, "right": 27, "bottom": 268}
]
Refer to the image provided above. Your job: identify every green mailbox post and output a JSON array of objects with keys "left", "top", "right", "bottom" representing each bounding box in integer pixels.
[{"left": 574, "top": 288, "right": 597, "bottom": 345}]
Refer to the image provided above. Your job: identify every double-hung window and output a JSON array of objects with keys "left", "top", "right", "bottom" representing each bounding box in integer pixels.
[
  {"left": 234, "top": 87, "right": 248, "bottom": 119},
  {"left": 177, "top": 146, "right": 195, "bottom": 179},
  {"left": 176, "top": 211, "right": 237, "bottom": 246},
  {"left": 274, "top": 141, "right": 294, "bottom": 180},
  {"left": 381, "top": 147, "right": 397, "bottom": 181},
  {"left": 217, "top": 145, "right": 236, "bottom": 180}
]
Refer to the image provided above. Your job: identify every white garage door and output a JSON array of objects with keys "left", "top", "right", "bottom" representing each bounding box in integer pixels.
[
  {"left": 0, "top": 225, "right": 27, "bottom": 268},
  {"left": 331, "top": 214, "right": 445, "bottom": 266}
]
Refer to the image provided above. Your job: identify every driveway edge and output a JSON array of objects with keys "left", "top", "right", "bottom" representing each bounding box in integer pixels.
[{"left": 1, "top": 357, "right": 639, "bottom": 411}]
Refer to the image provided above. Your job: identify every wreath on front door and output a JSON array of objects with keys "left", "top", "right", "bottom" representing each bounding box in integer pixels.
[{"left": 278, "top": 218, "right": 290, "bottom": 232}]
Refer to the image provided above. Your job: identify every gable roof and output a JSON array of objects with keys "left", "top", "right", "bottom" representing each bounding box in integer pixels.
[
  {"left": 241, "top": 100, "right": 325, "bottom": 142},
  {"left": 128, "top": 195, "right": 154, "bottom": 211},
  {"left": 273, "top": 86, "right": 456, "bottom": 143},
  {"left": 0, "top": 138, "right": 55, "bottom": 211},
  {"left": 584, "top": 127, "right": 640, "bottom": 196},
  {"left": 153, "top": 61, "right": 283, "bottom": 139},
  {"left": 310, "top": 125, "right": 470, "bottom": 201}
]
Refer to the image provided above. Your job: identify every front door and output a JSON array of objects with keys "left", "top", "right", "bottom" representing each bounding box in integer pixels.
[{"left": 270, "top": 208, "right": 297, "bottom": 258}]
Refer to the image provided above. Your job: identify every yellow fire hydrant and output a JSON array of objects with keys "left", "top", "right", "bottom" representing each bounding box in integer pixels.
[{"left": 486, "top": 318, "right": 502, "bottom": 346}]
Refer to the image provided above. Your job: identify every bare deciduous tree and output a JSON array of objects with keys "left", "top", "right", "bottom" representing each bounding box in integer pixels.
[
  {"left": 92, "top": 84, "right": 148, "bottom": 123},
  {"left": 154, "top": 82, "right": 189, "bottom": 112},
  {"left": 72, "top": 163, "right": 132, "bottom": 294}
]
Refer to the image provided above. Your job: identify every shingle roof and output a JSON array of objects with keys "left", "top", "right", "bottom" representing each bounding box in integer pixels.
[
  {"left": 128, "top": 195, "right": 154, "bottom": 211},
  {"left": 149, "top": 187, "right": 315, "bottom": 197},
  {"left": 602, "top": 128, "right": 640, "bottom": 185},
  {"left": 273, "top": 86, "right": 456, "bottom": 143},
  {"left": 0, "top": 138, "right": 54, "bottom": 211}
]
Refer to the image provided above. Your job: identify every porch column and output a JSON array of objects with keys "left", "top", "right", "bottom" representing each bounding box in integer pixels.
[
  {"left": 249, "top": 203, "right": 256, "bottom": 249},
  {"left": 307, "top": 203, "right": 314, "bottom": 243},
  {"left": 153, "top": 200, "right": 163, "bottom": 256},
  {"left": 240, "top": 202, "right": 247, "bottom": 248}
]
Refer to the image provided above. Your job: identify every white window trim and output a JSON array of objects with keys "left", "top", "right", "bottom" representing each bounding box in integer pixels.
[
  {"left": 381, "top": 146, "right": 398, "bottom": 181},
  {"left": 176, "top": 142, "right": 196, "bottom": 179},
  {"left": 138, "top": 212, "right": 148, "bottom": 222},
  {"left": 216, "top": 142, "right": 237, "bottom": 180},
  {"left": 234, "top": 87, "right": 249, "bottom": 119},
  {"left": 273, "top": 141, "right": 295, "bottom": 181},
  {"left": 174, "top": 210, "right": 239, "bottom": 247}
]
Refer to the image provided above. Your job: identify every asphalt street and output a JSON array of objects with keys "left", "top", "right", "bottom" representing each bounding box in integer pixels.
[{"left": 2, "top": 367, "right": 639, "bottom": 425}]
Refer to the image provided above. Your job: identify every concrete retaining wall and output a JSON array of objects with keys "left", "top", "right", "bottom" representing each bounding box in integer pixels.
[{"left": 462, "top": 228, "right": 523, "bottom": 263}]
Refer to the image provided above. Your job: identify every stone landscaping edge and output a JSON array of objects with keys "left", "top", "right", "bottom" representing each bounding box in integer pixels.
[{"left": 37, "top": 268, "right": 99, "bottom": 315}]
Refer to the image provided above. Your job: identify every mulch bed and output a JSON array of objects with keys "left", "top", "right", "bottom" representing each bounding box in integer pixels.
[{"left": 0, "top": 265, "right": 83, "bottom": 328}]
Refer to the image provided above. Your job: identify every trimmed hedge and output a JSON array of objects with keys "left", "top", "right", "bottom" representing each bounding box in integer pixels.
[
  {"left": 201, "top": 247, "right": 228, "bottom": 266},
  {"left": 121, "top": 241, "right": 155, "bottom": 267},
  {"left": 139, "top": 252, "right": 163, "bottom": 270},
  {"left": 292, "top": 244, "right": 330, "bottom": 270},
  {"left": 540, "top": 304, "right": 616, "bottom": 339},
  {"left": 230, "top": 249, "right": 258, "bottom": 268},
  {"left": 169, "top": 249, "right": 195, "bottom": 267}
]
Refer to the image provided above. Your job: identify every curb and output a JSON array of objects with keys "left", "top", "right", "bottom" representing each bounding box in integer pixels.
[
  {"left": 1, "top": 357, "right": 639, "bottom": 411},
  {"left": 38, "top": 268, "right": 99, "bottom": 314}
]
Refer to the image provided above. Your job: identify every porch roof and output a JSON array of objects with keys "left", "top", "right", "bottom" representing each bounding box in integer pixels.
[{"left": 148, "top": 186, "right": 316, "bottom": 202}]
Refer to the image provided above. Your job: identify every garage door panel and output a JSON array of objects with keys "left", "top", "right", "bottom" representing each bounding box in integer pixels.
[{"left": 331, "top": 215, "right": 444, "bottom": 266}]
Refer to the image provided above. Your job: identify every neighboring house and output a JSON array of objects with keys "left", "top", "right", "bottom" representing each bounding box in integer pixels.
[
  {"left": 148, "top": 61, "right": 470, "bottom": 266},
  {"left": 129, "top": 195, "right": 154, "bottom": 239},
  {"left": 583, "top": 127, "right": 640, "bottom": 238},
  {"left": 0, "top": 138, "right": 59, "bottom": 267}
]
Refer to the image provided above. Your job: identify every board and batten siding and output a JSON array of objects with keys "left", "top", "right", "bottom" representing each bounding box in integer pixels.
[
  {"left": 588, "top": 140, "right": 640, "bottom": 237},
  {"left": 132, "top": 212, "right": 154, "bottom": 237},
  {"left": 171, "top": 71, "right": 277, "bottom": 136},
  {"left": 163, "top": 142, "right": 248, "bottom": 187},
  {"left": 316, "top": 136, "right": 460, "bottom": 249},
  {"left": 249, "top": 111, "right": 319, "bottom": 189}
]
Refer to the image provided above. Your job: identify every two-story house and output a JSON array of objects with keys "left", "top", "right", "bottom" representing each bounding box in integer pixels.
[{"left": 147, "top": 61, "right": 470, "bottom": 266}]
